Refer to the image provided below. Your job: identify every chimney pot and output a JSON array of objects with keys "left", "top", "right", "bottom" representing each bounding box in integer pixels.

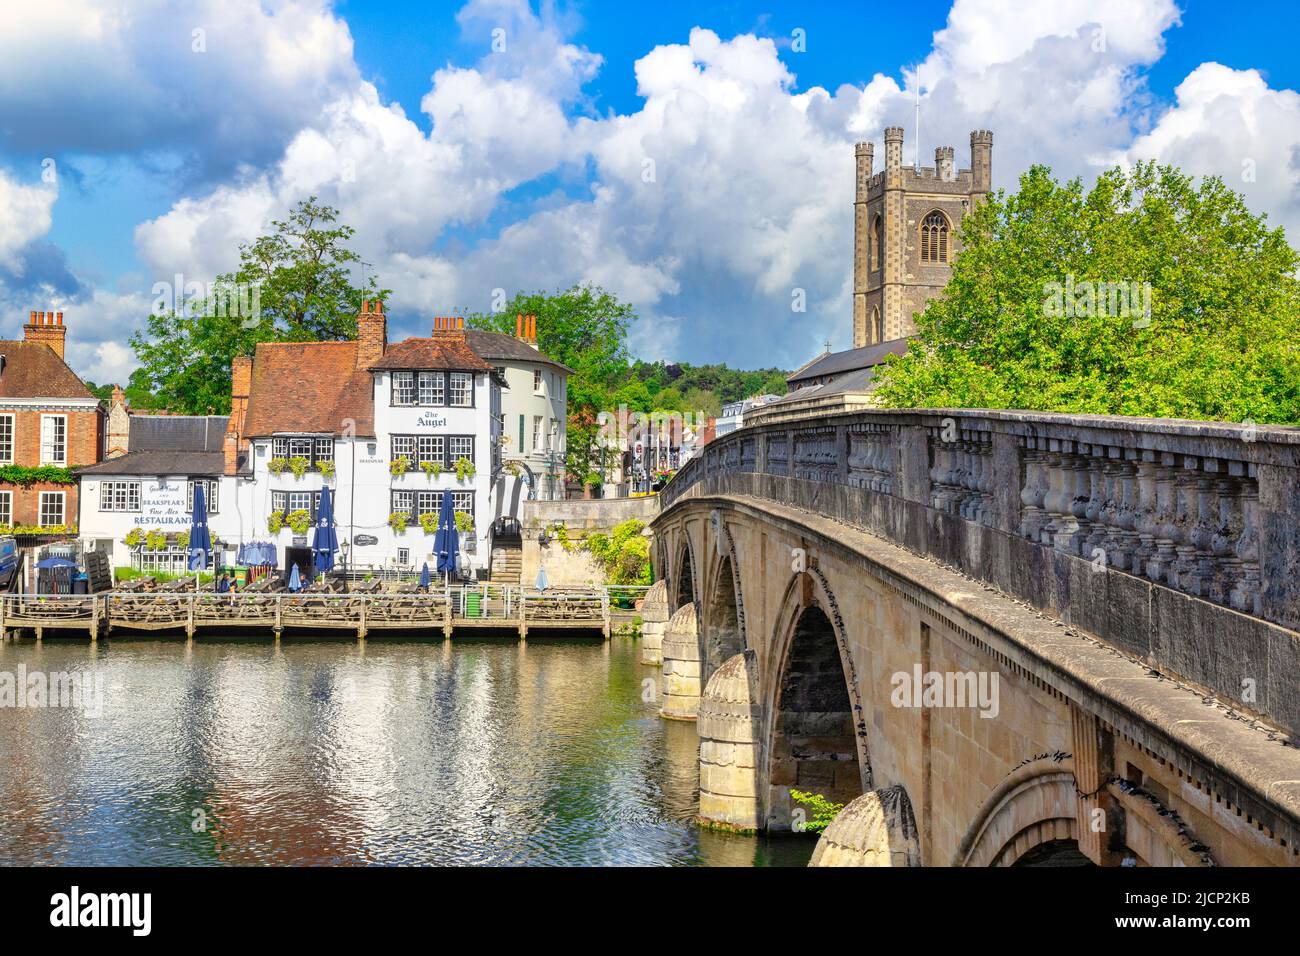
[
  {"left": 362, "top": 299, "right": 370, "bottom": 313},
  {"left": 56, "top": 311, "right": 63, "bottom": 325},
  {"left": 28, "top": 310, "right": 35, "bottom": 323}
]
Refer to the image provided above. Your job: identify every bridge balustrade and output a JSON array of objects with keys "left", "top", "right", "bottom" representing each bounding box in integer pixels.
[{"left": 661, "top": 405, "right": 1300, "bottom": 733}]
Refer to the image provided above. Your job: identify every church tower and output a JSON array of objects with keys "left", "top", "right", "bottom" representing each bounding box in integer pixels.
[{"left": 852, "top": 128, "right": 993, "bottom": 347}]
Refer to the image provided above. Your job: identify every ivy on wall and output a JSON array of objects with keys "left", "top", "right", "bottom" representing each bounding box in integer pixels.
[{"left": 0, "top": 465, "right": 78, "bottom": 486}]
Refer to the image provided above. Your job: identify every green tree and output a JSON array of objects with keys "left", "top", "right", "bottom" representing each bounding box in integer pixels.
[
  {"left": 874, "top": 162, "right": 1300, "bottom": 424},
  {"left": 466, "top": 284, "right": 635, "bottom": 481},
  {"left": 130, "top": 197, "right": 387, "bottom": 414}
]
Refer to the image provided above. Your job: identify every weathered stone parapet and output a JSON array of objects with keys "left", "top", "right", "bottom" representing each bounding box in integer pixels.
[
  {"left": 660, "top": 603, "right": 701, "bottom": 720},
  {"left": 697, "top": 650, "right": 762, "bottom": 831},
  {"left": 808, "top": 785, "right": 922, "bottom": 867},
  {"left": 640, "top": 579, "right": 668, "bottom": 666}
]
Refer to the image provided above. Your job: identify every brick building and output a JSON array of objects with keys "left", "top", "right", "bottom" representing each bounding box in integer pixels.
[{"left": 0, "top": 311, "right": 105, "bottom": 528}]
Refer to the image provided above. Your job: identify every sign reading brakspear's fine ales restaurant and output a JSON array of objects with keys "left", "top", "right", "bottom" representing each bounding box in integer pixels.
[{"left": 131, "top": 479, "right": 189, "bottom": 528}]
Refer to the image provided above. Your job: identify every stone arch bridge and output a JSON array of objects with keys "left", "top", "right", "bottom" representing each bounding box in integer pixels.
[{"left": 642, "top": 401, "right": 1300, "bottom": 867}]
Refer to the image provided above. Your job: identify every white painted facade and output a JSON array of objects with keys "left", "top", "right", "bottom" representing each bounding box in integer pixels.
[
  {"left": 494, "top": 360, "right": 567, "bottom": 501},
  {"left": 81, "top": 369, "right": 501, "bottom": 577},
  {"left": 79, "top": 474, "right": 234, "bottom": 569},
  {"left": 231, "top": 368, "right": 500, "bottom": 575}
]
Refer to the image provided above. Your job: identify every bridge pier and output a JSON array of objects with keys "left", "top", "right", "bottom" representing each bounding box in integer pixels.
[
  {"left": 659, "top": 603, "right": 701, "bottom": 720},
  {"left": 697, "top": 650, "right": 762, "bottom": 831},
  {"left": 809, "top": 785, "right": 922, "bottom": 867},
  {"left": 639, "top": 580, "right": 668, "bottom": 666}
]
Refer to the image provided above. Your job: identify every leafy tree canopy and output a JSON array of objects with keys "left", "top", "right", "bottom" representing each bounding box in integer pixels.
[
  {"left": 874, "top": 162, "right": 1300, "bottom": 424},
  {"left": 129, "top": 197, "right": 387, "bottom": 414},
  {"left": 467, "top": 285, "right": 789, "bottom": 481}
]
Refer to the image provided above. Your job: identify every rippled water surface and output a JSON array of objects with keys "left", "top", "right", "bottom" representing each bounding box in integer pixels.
[{"left": 0, "top": 636, "right": 812, "bottom": 866}]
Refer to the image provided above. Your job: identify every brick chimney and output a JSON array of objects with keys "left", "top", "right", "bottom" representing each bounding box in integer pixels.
[
  {"left": 224, "top": 354, "right": 253, "bottom": 475},
  {"left": 431, "top": 315, "right": 467, "bottom": 344},
  {"left": 516, "top": 313, "right": 538, "bottom": 349},
  {"left": 106, "top": 385, "right": 130, "bottom": 459},
  {"left": 24, "top": 309, "right": 68, "bottom": 360},
  {"left": 356, "top": 299, "right": 387, "bottom": 369}
]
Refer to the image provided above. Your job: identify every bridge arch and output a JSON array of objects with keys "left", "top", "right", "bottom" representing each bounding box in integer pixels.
[
  {"left": 670, "top": 528, "right": 699, "bottom": 612},
  {"left": 700, "top": 525, "right": 746, "bottom": 680},
  {"left": 955, "top": 757, "right": 1081, "bottom": 867},
  {"left": 764, "top": 569, "right": 872, "bottom": 830}
]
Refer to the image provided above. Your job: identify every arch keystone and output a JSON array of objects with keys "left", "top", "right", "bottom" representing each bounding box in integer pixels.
[
  {"left": 640, "top": 579, "right": 669, "bottom": 666},
  {"left": 809, "top": 785, "right": 922, "bottom": 867},
  {"left": 698, "top": 650, "right": 762, "bottom": 831},
  {"left": 660, "top": 603, "right": 701, "bottom": 721}
]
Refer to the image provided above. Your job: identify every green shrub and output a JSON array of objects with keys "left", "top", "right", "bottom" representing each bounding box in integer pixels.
[{"left": 789, "top": 789, "right": 845, "bottom": 834}]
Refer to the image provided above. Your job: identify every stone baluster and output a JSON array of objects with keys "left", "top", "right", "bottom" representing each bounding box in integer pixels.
[
  {"left": 1169, "top": 459, "right": 1202, "bottom": 593},
  {"left": 1038, "top": 446, "right": 1069, "bottom": 546},
  {"left": 878, "top": 430, "right": 895, "bottom": 493},
  {"left": 929, "top": 432, "right": 948, "bottom": 511},
  {"left": 1048, "top": 447, "right": 1082, "bottom": 552},
  {"left": 1111, "top": 455, "right": 1141, "bottom": 572},
  {"left": 1209, "top": 473, "right": 1244, "bottom": 605},
  {"left": 1019, "top": 440, "right": 1048, "bottom": 540},
  {"left": 1065, "top": 448, "right": 1094, "bottom": 555},
  {"left": 976, "top": 436, "right": 995, "bottom": 526},
  {"left": 1081, "top": 447, "right": 1110, "bottom": 560},
  {"left": 946, "top": 437, "right": 967, "bottom": 516},
  {"left": 959, "top": 438, "right": 979, "bottom": 520},
  {"left": 1186, "top": 461, "right": 1220, "bottom": 597},
  {"left": 1145, "top": 454, "right": 1182, "bottom": 584},
  {"left": 1230, "top": 470, "right": 1261, "bottom": 616},
  {"left": 1131, "top": 453, "right": 1160, "bottom": 577}
]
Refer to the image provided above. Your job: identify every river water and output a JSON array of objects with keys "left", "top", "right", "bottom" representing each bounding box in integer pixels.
[{"left": 0, "top": 635, "right": 813, "bottom": 866}]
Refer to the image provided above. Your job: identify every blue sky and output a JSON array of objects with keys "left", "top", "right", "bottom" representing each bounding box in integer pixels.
[{"left": 1, "top": 0, "right": 1298, "bottom": 386}]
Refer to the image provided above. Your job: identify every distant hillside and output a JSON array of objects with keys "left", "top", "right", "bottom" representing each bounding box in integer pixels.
[{"left": 611, "top": 361, "right": 789, "bottom": 418}]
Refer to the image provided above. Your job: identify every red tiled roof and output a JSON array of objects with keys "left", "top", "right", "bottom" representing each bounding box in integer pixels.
[
  {"left": 369, "top": 334, "right": 493, "bottom": 372},
  {"left": 0, "top": 341, "right": 97, "bottom": 400},
  {"left": 242, "top": 341, "right": 375, "bottom": 438}
]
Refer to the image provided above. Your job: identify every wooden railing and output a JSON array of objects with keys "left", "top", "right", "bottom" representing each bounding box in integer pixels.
[{"left": 0, "top": 586, "right": 616, "bottom": 639}]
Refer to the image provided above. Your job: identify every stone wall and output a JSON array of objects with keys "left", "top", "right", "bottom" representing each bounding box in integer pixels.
[
  {"left": 522, "top": 495, "right": 659, "bottom": 534},
  {"left": 522, "top": 536, "right": 605, "bottom": 587}
]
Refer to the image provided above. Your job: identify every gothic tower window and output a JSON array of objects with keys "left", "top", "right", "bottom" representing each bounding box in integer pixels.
[
  {"left": 871, "top": 215, "right": 883, "bottom": 271},
  {"left": 920, "top": 211, "right": 950, "bottom": 263},
  {"left": 872, "top": 307, "right": 883, "bottom": 343}
]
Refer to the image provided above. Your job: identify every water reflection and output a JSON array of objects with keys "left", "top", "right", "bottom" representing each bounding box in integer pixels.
[{"left": 0, "top": 636, "right": 813, "bottom": 867}]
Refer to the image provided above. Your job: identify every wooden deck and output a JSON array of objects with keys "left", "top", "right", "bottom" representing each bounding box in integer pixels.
[{"left": 0, "top": 587, "right": 614, "bottom": 640}]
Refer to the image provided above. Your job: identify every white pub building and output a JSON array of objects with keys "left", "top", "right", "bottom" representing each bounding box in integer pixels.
[
  {"left": 222, "top": 305, "right": 501, "bottom": 578},
  {"left": 79, "top": 302, "right": 568, "bottom": 579}
]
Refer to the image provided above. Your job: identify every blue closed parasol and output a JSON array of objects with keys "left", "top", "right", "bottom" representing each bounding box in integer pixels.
[
  {"left": 312, "top": 485, "right": 339, "bottom": 574},
  {"left": 433, "top": 489, "right": 459, "bottom": 579},
  {"left": 188, "top": 482, "right": 212, "bottom": 572}
]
